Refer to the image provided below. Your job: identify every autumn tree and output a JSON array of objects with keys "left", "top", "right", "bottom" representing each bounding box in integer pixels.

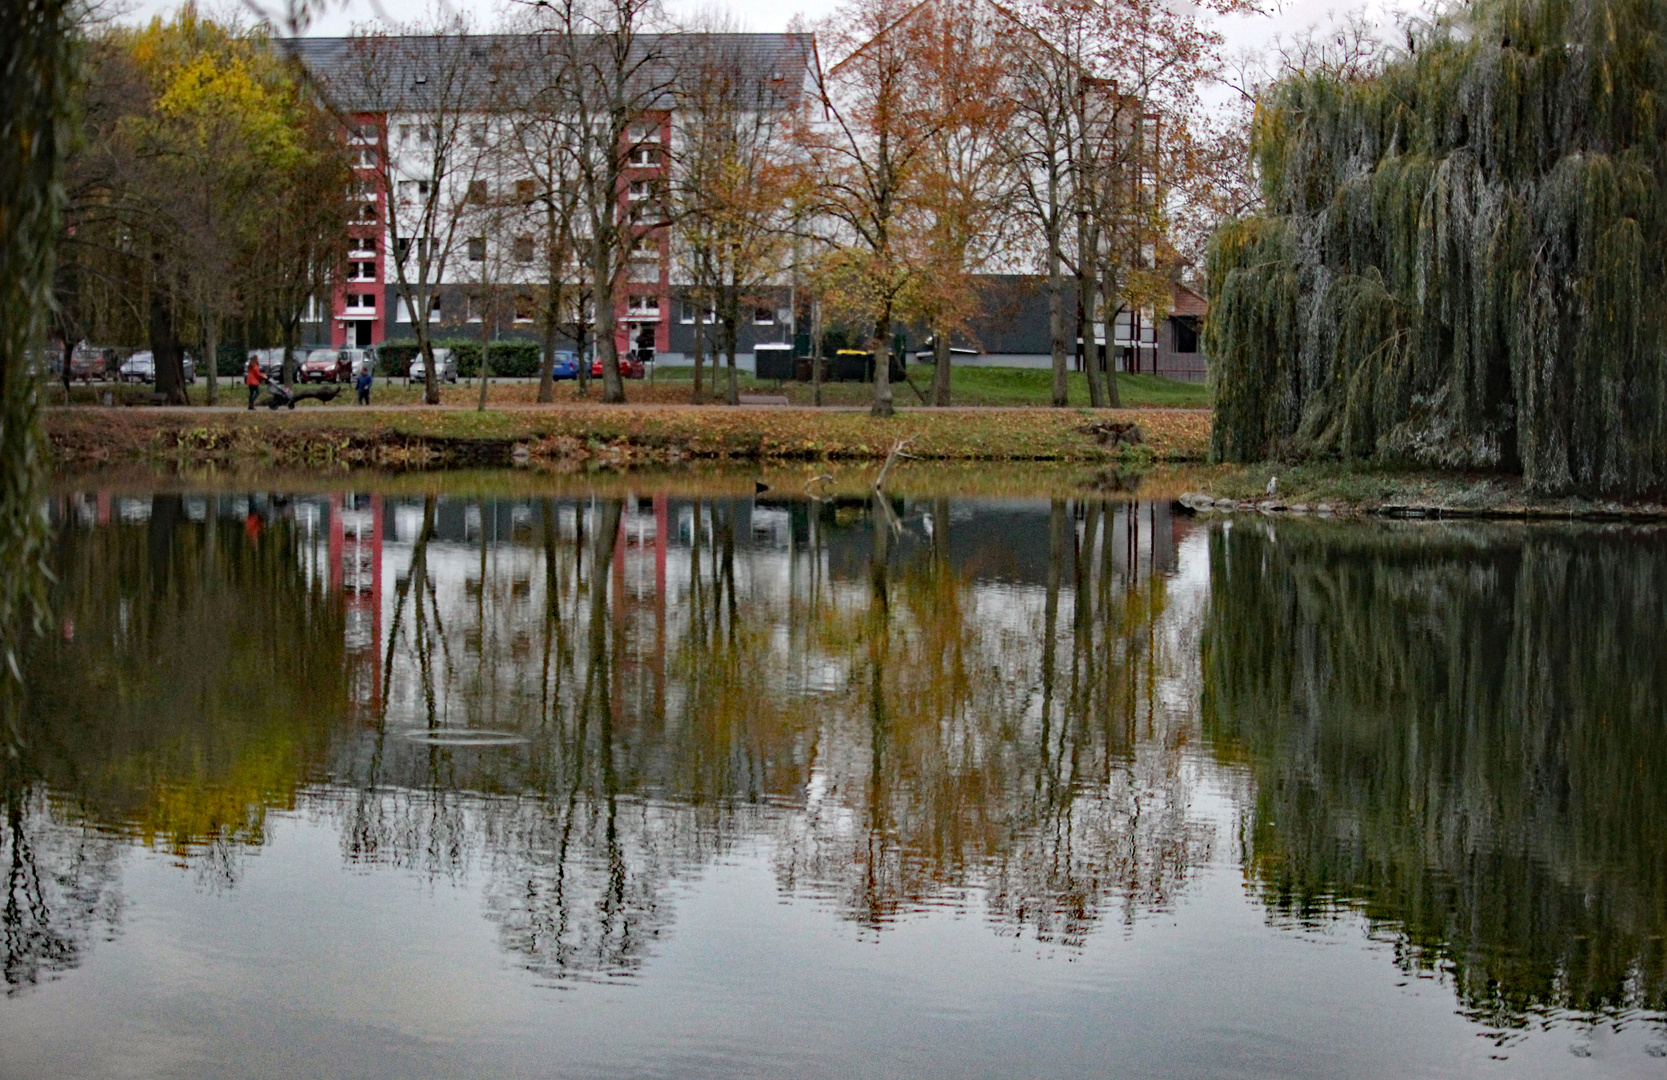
[
  {"left": 908, "top": 0, "right": 1016, "bottom": 406},
  {"left": 672, "top": 27, "right": 798, "bottom": 406},
  {"left": 802, "top": 0, "right": 957, "bottom": 418},
  {"left": 1003, "top": 0, "right": 1241, "bottom": 406}
]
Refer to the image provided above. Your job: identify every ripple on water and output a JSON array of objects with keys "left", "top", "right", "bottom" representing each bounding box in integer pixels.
[{"left": 399, "top": 728, "right": 529, "bottom": 747}]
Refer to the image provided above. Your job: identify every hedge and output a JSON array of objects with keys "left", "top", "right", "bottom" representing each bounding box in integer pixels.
[{"left": 378, "top": 339, "right": 547, "bottom": 379}]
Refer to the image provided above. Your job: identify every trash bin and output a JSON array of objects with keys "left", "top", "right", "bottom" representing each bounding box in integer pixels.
[{"left": 754, "top": 343, "right": 795, "bottom": 381}]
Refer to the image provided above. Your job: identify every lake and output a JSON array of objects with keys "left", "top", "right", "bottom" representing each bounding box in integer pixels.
[{"left": 3, "top": 480, "right": 1665, "bottom": 1078}]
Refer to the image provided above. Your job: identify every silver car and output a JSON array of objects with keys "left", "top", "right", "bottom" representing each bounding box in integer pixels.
[
  {"left": 120, "top": 351, "right": 196, "bottom": 384},
  {"left": 407, "top": 347, "right": 457, "bottom": 383}
]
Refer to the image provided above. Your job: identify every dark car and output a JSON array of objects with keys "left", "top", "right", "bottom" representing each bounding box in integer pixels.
[
  {"left": 69, "top": 344, "right": 114, "bottom": 382},
  {"left": 300, "top": 348, "right": 351, "bottom": 383},
  {"left": 550, "top": 351, "right": 580, "bottom": 380},
  {"left": 590, "top": 354, "right": 646, "bottom": 380}
]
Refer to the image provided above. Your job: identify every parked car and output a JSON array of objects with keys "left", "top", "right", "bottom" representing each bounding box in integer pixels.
[
  {"left": 120, "top": 351, "right": 196, "bottom": 384},
  {"left": 252, "top": 348, "right": 288, "bottom": 379},
  {"left": 341, "top": 347, "right": 378, "bottom": 378},
  {"left": 68, "top": 343, "right": 115, "bottom": 382},
  {"left": 300, "top": 348, "right": 352, "bottom": 383},
  {"left": 590, "top": 354, "right": 646, "bottom": 380},
  {"left": 550, "top": 351, "right": 580, "bottom": 380},
  {"left": 407, "top": 348, "right": 458, "bottom": 383}
]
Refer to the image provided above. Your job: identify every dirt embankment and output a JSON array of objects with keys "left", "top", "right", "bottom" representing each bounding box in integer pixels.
[{"left": 44, "top": 405, "right": 1213, "bottom": 470}]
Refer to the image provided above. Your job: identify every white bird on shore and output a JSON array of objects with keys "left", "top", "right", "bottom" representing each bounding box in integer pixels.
[{"left": 1266, "top": 475, "right": 1278, "bottom": 496}]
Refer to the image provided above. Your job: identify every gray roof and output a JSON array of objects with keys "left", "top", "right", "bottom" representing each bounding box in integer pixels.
[{"left": 283, "top": 33, "right": 818, "bottom": 113}]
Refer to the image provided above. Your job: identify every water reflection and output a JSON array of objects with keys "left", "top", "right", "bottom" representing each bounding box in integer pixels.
[
  {"left": 1202, "top": 519, "right": 1667, "bottom": 1032},
  {"left": 8, "top": 488, "right": 1667, "bottom": 1053},
  {"left": 6, "top": 495, "right": 347, "bottom": 991}
]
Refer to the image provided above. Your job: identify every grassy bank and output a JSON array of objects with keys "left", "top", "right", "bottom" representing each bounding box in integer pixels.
[
  {"left": 53, "top": 366, "right": 1210, "bottom": 410},
  {"left": 46, "top": 404, "right": 1211, "bottom": 470},
  {"left": 1176, "top": 462, "right": 1667, "bottom": 519}
]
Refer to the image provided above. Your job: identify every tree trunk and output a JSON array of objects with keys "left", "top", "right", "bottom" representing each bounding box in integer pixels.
[
  {"left": 724, "top": 317, "right": 739, "bottom": 406},
  {"left": 1080, "top": 223, "right": 1107, "bottom": 409},
  {"left": 477, "top": 299, "right": 491, "bottom": 412},
  {"left": 281, "top": 318, "right": 297, "bottom": 391},
  {"left": 1046, "top": 174, "right": 1068, "bottom": 408},
  {"left": 149, "top": 258, "right": 185, "bottom": 404},
  {"left": 1100, "top": 264, "right": 1122, "bottom": 408},
  {"left": 870, "top": 310, "right": 894, "bottom": 419},
  {"left": 931, "top": 329, "right": 951, "bottom": 406},
  {"left": 811, "top": 297, "right": 823, "bottom": 408},
  {"left": 203, "top": 309, "right": 218, "bottom": 407},
  {"left": 594, "top": 248, "right": 625, "bottom": 404},
  {"left": 538, "top": 295, "right": 557, "bottom": 405},
  {"left": 692, "top": 302, "right": 706, "bottom": 404}
]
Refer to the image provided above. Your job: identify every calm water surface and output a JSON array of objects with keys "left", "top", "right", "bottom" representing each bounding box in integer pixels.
[{"left": 4, "top": 484, "right": 1665, "bottom": 1078}]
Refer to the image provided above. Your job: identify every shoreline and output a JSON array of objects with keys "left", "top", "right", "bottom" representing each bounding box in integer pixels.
[
  {"left": 45, "top": 406, "right": 1667, "bottom": 521},
  {"left": 43, "top": 403, "right": 1209, "bottom": 469}
]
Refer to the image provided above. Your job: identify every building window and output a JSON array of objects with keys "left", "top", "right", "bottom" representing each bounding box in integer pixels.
[
  {"left": 349, "top": 123, "right": 377, "bottom": 143},
  {"left": 396, "top": 179, "right": 431, "bottom": 205},
  {"left": 679, "top": 300, "right": 714, "bottom": 324},
  {"left": 347, "top": 261, "right": 376, "bottom": 282},
  {"left": 515, "top": 178, "right": 537, "bottom": 203},
  {"left": 628, "top": 145, "right": 660, "bottom": 167},
  {"left": 469, "top": 124, "right": 487, "bottom": 148},
  {"left": 1173, "top": 318, "right": 1198, "bottom": 354},
  {"left": 356, "top": 203, "right": 377, "bottom": 222},
  {"left": 467, "top": 179, "right": 488, "bottom": 203},
  {"left": 467, "top": 237, "right": 486, "bottom": 262},
  {"left": 753, "top": 307, "right": 775, "bottom": 325},
  {"left": 627, "top": 294, "right": 660, "bottom": 316},
  {"left": 629, "top": 122, "right": 660, "bottom": 143},
  {"left": 352, "top": 147, "right": 378, "bottom": 168},
  {"left": 349, "top": 236, "right": 376, "bottom": 255},
  {"left": 513, "top": 234, "right": 535, "bottom": 262},
  {"left": 515, "top": 293, "right": 535, "bottom": 323}
]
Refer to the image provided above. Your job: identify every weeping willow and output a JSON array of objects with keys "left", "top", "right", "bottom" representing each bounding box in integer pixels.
[
  {"left": 1207, "top": 0, "right": 1667, "bottom": 494},
  {"left": 0, "top": 0, "right": 72, "bottom": 733}
]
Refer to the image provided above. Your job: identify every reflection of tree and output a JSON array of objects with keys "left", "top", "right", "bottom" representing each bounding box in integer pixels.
[
  {"left": 4, "top": 497, "right": 347, "bottom": 990},
  {"left": 1201, "top": 521, "right": 1667, "bottom": 1028},
  {"left": 19, "top": 491, "right": 1211, "bottom": 990},
  {"left": 775, "top": 497, "right": 1208, "bottom": 943}
]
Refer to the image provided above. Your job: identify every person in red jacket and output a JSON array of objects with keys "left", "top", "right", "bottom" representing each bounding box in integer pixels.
[{"left": 245, "top": 354, "right": 264, "bottom": 410}]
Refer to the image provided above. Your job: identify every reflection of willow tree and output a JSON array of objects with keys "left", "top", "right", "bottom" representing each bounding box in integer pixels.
[
  {"left": 1201, "top": 521, "right": 1667, "bottom": 1026},
  {"left": 3, "top": 499, "right": 347, "bottom": 991},
  {"left": 777, "top": 498, "right": 1209, "bottom": 943}
]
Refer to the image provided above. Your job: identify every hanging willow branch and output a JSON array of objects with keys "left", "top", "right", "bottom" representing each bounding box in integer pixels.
[
  {"left": 1206, "top": 0, "right": 1667, "bottom": 496},
  {"left": 0, "top": 0, "right": 72, "bottom": 738}
]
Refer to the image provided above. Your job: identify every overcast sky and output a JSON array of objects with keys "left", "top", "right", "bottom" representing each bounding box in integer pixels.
[{"left": 122, "top": 0, "right": 1412, "bottom": 117}]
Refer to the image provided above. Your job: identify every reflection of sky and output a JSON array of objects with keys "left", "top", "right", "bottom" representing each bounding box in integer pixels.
[{"left": 9, "top": 777, "right": 1661, "bottom": 1079}]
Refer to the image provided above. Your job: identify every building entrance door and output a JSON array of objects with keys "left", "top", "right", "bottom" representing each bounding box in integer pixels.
[{"left": 354, "top": 321, "right": 373, "bottom": 348}]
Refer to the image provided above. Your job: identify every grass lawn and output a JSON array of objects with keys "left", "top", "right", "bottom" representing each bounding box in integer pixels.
[
  {"left": 650, "top": 365, "right": 1212, "bottom": 408},
  {"left": 53, "top": 366, "right": 1208, "bottom": 410}
]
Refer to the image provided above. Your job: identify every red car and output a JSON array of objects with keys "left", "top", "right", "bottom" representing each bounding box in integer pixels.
[{"left": 590, "top": 355, "right": 646, "bottom": 379}]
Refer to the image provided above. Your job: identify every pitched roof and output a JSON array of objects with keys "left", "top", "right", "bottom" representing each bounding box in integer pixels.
[
  {"left": 1170, "top": 281, "right": 1207, "bottom": 318},
  {"left": 283, "top": 33, "right": 819, "bottom": 113}
]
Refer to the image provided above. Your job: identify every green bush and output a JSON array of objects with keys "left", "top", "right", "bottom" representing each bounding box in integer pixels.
[{"left": 378, "top": 338, "right": 545, "bottom": 378}]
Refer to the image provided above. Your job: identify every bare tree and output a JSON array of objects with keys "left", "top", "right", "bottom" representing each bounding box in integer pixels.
[
  {"left": 338, "top": 18, "right": 493, "bottom": 405},
  {"left": 532, "top": 0, "right": 676, "bottom": 405}
]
